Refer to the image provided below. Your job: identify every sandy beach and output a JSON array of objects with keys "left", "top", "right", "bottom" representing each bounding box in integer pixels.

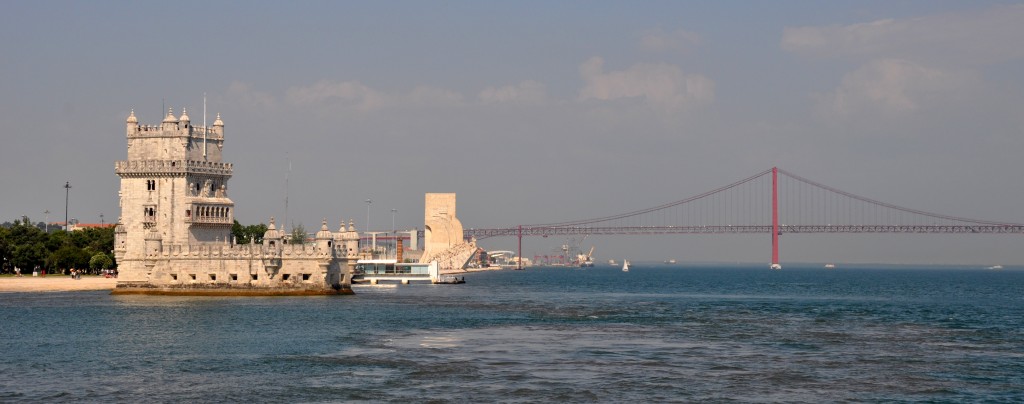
[{"left": 0, "top": 276, "right": 117, "bottom": 293}]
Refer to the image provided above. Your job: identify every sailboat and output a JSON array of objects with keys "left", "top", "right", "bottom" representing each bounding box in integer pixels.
[{"left": 622, "top": 260, "right": 630, "bottom": 272}]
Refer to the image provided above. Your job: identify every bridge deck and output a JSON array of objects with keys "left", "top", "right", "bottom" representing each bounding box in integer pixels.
[{"left": 464, "top": 225, "right": 1024, "bottom": 238}]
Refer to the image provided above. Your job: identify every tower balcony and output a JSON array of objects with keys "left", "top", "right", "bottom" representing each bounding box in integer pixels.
[
  {"left": 186, "top": 203, "right": 233, "bottom": 225},
  {"left": 115, "top": 159, "right": 233, "bottom": 177}
]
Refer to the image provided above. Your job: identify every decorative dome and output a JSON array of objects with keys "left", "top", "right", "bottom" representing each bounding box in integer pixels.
[
  {"left": 162, "top": 107, "right": 178, "bottom": 123},
  {"left": 335, "top": 219, "right": 347, "bottom": 239},
  {"left": 213, "top": 112, "right": 223, "bottom": 126},
  {"left": 316, "top": 218, "right": 333, "bottom": 239},
  {"left": 263, "top": 217, "right": 283, "bottom": 240},
  {"left": 126, "top": 109, "right": 138, "bottom": 123},
  {"left": 345, "top": 219, "right": 360, "bottom": 240},
  {"left": 178, "top": 108, "right": 190, "bottom": 122}
]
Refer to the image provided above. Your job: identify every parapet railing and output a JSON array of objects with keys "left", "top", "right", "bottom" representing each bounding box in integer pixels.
[
  {"left": 115, "top": 159, "right": 233, "bottom": 176},
  {"left": 145, "top": 242, "right": 354, "bottom": 259}
]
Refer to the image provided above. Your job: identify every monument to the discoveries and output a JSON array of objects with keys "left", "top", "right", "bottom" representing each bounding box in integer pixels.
[
  {"left": 420, "top": 193, "right": 478, "bottom": 271},
  {"left": 111, "top": 108, "right": 357, "bottom": 295}
]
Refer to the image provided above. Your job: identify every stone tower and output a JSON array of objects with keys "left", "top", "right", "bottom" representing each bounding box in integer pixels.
[{"left": 114, "top": 108, "right": 235, "bottom": 280}]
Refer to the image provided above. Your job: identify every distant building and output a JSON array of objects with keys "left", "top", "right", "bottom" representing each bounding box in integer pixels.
[
  {"left": 112, "top": 108, "right": 357, "bottom": 295},
  {"left": 68, "top": 223, "right": 116, "bottom": 231}
]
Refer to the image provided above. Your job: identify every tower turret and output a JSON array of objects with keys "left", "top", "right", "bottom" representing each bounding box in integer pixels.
[
  {"left": 126, "top": 109, "right": 139, "bottom": 134},
  {"left": 179, "top": 108, "right": 190, "bottom": 126},
  {"left": 343, "top": 219, "right": 360, "bottom": 258},
  {"left": 263, "top": 217, "right": 285, "bottom": 250},
  {"left": 315, "top": 218, "right": 334, "bottom": 252},
  {"left": 144, "top": 226, "right": 163, "bottom": 256},
  {"left": 114, "top": 217, "right": 127, "bottom": 262},
  {"left": 212, "top": 112, "right": 224, "bottom": 136},
  {"left": 162, "top": 107, "right": 178, "bottom": 130}
]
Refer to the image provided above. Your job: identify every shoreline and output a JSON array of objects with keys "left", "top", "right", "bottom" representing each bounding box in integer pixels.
[
  {"left": 1, "top": 267, "right": 511, "bottom": 293},
  {"left": 0, "top": 276, "right": 118, "bottom": 293}
]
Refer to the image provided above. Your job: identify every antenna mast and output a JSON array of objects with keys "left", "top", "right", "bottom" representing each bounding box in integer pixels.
[
  {"left": 284, "top": 155, "right": 291, "bottom": 233},
  {"left": 203, "top": 93, "right": 208, "bottom": 160}
]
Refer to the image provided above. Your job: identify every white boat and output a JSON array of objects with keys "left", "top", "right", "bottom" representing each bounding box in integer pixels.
[
  {"left": 664, "top": 259, "right": 677, "bottom": 264},
  {"left": 770, "top": 263, "right": 782, "bottom": 270},
  {"left": 824, "top": 264, "right": 836, "bottom": 269},
  {"left": 622, "top": 260, "right": 630, "bottom": 272},
  {"left": 987, "top": 265, "right": 1004, "bottom": 270},
  {"left": 608, "top": 259, "right": 617, "bottom": 266}
]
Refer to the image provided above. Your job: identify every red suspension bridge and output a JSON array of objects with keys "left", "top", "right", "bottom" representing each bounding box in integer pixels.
[{"left": 463, "top": 167, "right": 1024, "bottom": 268}]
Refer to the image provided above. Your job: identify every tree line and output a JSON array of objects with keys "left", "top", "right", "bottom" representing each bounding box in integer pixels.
[
  {"left": 1, "top": 218, "right": 291, "bottom": 275},
  {"left": 0, "top": 218, "right": 114, "bottom": 275},
  {"left": 230, "top": 221, "right": 308, "bottom": 245}
]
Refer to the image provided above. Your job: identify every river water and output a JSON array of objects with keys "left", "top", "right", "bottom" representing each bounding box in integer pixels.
[{"left": 2, "top": 264, "right": 1022, "bottom": 402}]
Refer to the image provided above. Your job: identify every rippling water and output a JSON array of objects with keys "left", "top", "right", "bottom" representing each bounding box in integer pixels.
[{"left": 2, "top": 264, "right": 1022, "bottom": 402}]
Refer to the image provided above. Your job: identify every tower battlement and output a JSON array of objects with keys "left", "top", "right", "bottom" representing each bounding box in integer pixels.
[{"left": 124, "top": 108, "right": 226, "bottom": 162}]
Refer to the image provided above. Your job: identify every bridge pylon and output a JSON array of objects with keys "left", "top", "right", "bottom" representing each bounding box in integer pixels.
[{"left": 771, "top": 167, "right": 781, "bottom": 269}]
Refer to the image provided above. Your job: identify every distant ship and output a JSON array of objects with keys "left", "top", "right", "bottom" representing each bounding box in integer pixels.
[
  {"left": 664, "top": 259, "right": 677, "bottom": 265},
  {"left": 576, "top": 246, "right": 595, "bottom": 267},
  {"left": 987, "top": 265, "right": 1004, "bottom": 270},
  {"left": 608, "top": 259, "right": 617, "bottom": 266},
  {"left": 824, "top": 264, "right": 836, "bottom": 269},
  {"left": 770, "top": 263, "right": 782, "bottom": 270},
  {"left": 622, "top": 260, "right": 630, "bottom": 272}
]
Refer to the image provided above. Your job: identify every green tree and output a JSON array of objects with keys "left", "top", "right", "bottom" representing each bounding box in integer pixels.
[
  {"left": 232, "top": 220, "right": 268, "bottom": 244},
  {"left": 231, "top": 220, "right": 245, "bottom": 243},
  {"left": 290, "top": 224, "right": 307, "bottom": 244},
  {"left": 12, "top": 243, "right": 47, "bottom": 271},
  {"left": 0, "top": 226, "right": 10, "bottom": 273},
  {"left": 69, "top": 227, "right": 114, "bottom": 252},
  {"left": 45, "top": 230, "right": 70, "bottom": 252},
  {"left": 89, "top": 252, "right": 113, "bottom": 270},
  {"left": 8, "top": 219, "right": 46, "bottom": 247},
  {"left": 49, "top": 245, "right": 90, "bottom": 272},
  {"left": 245, "top": 223, "right": 267, "bottom": 244}
]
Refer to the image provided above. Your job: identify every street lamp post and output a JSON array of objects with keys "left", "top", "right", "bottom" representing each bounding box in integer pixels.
[
  {"left": 44, "top": 210, "right": 49, "bottom": 233},
  {"left": 365, "top": 199, "right": 372, "bottom": 232},
  {"left": 64, "top": 181, "right": 71, "bottom": 232},
  {"left": 100, "top": 213, "right": 104, "bottom": 225}
]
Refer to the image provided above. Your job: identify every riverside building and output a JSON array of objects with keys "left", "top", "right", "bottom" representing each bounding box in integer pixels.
[{"left": 111, "top": 108, "right": 356, "bottom": 295}]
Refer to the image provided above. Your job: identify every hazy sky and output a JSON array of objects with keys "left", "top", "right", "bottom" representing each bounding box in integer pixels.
[{"left": 2, "top": 1, "right": 1023, "bottom": 265}]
